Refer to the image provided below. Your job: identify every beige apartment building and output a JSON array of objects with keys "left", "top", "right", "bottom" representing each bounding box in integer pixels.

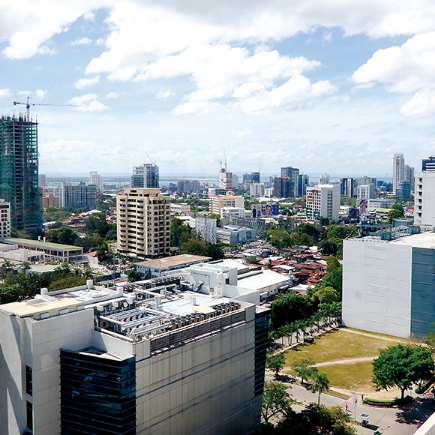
[
  {"left": 117, "top": 188, "right": 170, "bottom": 258},
  {"left": 209, "top": 195, "right": 244, "bottom": 215}
]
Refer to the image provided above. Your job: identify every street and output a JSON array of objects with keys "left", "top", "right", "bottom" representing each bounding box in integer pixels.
[{"left": 285, "top": 382, "right": 435, "bottom": 434}]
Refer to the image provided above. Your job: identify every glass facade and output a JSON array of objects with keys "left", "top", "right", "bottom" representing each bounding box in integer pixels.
[{"left": 60, "top": 349, "right": 136, "bottom": 435}]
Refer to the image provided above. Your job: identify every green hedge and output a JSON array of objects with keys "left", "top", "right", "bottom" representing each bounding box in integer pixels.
[{"left": 363, "top": 396, "right": 413, "bottom": 407}]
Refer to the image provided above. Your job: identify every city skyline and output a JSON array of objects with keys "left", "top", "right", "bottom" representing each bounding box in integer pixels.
[{"left": 1, "top": 2, "right": 435, "bottom": 175}]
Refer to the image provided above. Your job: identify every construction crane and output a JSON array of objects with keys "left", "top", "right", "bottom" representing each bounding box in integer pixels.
[
  {"left": 13, "top": 96, "right": 83, "bottom": 121},
  {"left": 144, "top": 151, "right": 156, "bottom": 165}
]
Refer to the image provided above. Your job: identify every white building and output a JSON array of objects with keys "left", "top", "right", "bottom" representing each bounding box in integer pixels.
[
  {"left": 0, "top": 199, "right": 11, "bottom": 238},
  {"left": 117, "top": 188, "right": 171, "bottom": 258},
  {"left": 0, "top": 264, "right": 269, "bottom": 435},
  {"left": 414, "top": 171, "right": 435, "bottom": 228},
  {"left": 131, "top": 164, "right": 159, "bottom": 188},
  {"left": 170, "top": 203, "right": 191, "bottom": 215},
  {"left": 250, "top": 183, "right": 265, "bottom": 197},
  {"left": 209, "top": 195, "right": 244, "bottom": 215},
  {"left": 342, "top": 232, "right": 435, "bottom": 338},
  {"left": 356, "top": 184, "right": 375, "bottom": 201},
  {"left": 89, "top": 171, "right": 103, "bottom": 194},
  {"left": 43, "top": 185, "right": 64, "bottom": 208},
  {"left": 393, "top": 153, "right": 405, "bottom": 193},
  {"left": 305, "top": 184, "right": 340, "bottom": 221}
]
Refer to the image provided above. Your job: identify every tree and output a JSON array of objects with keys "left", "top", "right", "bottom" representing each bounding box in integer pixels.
[
  {"left": 261, "top": 381, "right": 293, "bottom": 423},
  {"left": 312, "top": 372, "right": 330, "bottom": 404},
  {"left": 266, "top": 352, "right": 286, "bottom": 378},
  {"left": 388, "top": 203, "right": 404, "bottom": 223},
  {"left": 318, "top": 240, "right": 338, "bottom": 256},
  {"left": 274, "top": 403, "right": 356, "bottom": 435},
  {"left": 245, "top": 255, "right": 257, "bottom": 264},
  {"left": 292, "top": 358, "right": 317, "bottom": 385},
  {"left": 311, "top": 286, "right": 340, "bottom": 306},
  {"left": 127, "top": 269, "right": 142, "bottom": 282},
  {"left": 45, "top": 226, "right": 79, "bottom": 245},
  {"left": 372, "top": 344, "right": 434, "bottom": 399}
]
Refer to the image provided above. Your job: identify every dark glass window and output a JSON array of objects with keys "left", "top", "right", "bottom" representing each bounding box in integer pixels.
[
  {"left": 26, "top": 366, "right": 32, "bottom": 396},
  {"left": 26, "top": 401, "right": 33, "bottom": 431}
]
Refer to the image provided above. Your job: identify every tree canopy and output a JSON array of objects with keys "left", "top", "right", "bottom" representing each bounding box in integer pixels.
[
  {"left": 372, "top": 344, "right": 434, "bottom": 399},
  {"left": 266, "top": 353, "right": 286, "bottom": 378}
]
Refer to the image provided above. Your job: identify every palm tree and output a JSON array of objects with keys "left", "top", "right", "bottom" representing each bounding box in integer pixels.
[{"left": 312, "top": 372, "right": 330, "bottom": 405}]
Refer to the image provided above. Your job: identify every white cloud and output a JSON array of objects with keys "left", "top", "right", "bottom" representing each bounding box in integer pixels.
[
  {"left": 74, "top": 76, "right": 100, "bottom": 90},
  {"left": 71, "top": 37, "right": 92, "bottom": 46},
  {"left": 0, "top": 88, "right": 10, "bottom": 98},
  {"left": 156, "top": 90, "right": 174, "bottom": 99},
  {"left": 352, "top": 31, "right": 435, "bottom": 117},
  {"left": 105, "top": 92, "right": 118, "bottom": 98},
  {"left": 35, "top": 89, "right": 46, "bottom": 99},
  {"left": 68, "top": 93, "right": 106, "bottom": 111}
]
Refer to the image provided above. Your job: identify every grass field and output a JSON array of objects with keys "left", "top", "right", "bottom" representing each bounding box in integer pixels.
[{"left": 282, "top": 328, "right": 404, "bottom": 393}]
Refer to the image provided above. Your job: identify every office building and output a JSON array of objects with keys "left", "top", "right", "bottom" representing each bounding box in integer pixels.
[
  {"left": 117, "top": 188, "right": 170, "bottom": 258},
  {"left": 0, "top": 199, "right": 11, "bottom": 238},
  {"left": 176, "top": 180, "right": 201, "bottom": 194},
  {"left": 342, "top": 232, "right": 435, "bottom": 338},
  {"left": 89, "top": 171, "right": 104, "bottom": 194},
  {"left": 42, "top": 193, "right": 60, "bottom": 209},
  {"left": 273, "top": 177, "right": 294, "bottom": 198},
  {"left": 405, "top": 164, "right": 415, "bottom": 193},
  {"left": 0, "top": 116, "right": 42, "bottom": 233},
  {"left": 281, "top": 167, "right": 299, "bottom": 195},
  {"left": 393, "top": 153, "right": 405, "bottom": 193},
  {"left": 0, "top": 264, "right": 269, "bottom": 435},
  {"left": 356, "top": 184, "right": 375, "bottom": 201},
  {"left": 341, "top": 177, "right": 355, "bottom": 198},
  {"left": 216, "top": 225, "right": 256, "bottom": 244},
  {"left": 306, "top": 184, "right": 341, "bottom": 221},
  {"left": 131, "top": 164, "right": 159, "bottom": 188},
  {"left": 297, "top": 174, "right": 309, "bottom": 196},
  {"left": 251, "top": 172, "right": 260, "bottom": 183},
  {"left": 64, "top": 182, "right": 97, "bottom": 211},
  {"left": 422, "top": 156, "right": 435, "bottom": 171},
  {"left": 319, "top": 173, "right": 330, "bottom": 184},
  {"left": 209, "top": 195, "right": 244, "bottom": 215},
  {"left": 43, "top": 185, "right": 64, "bottom": 208},
  {"left": 396, "top": 181, "right": 411, "bottom": 201},
  {"left": 195, "top": 217, "right": 217, "bottom": 244}
]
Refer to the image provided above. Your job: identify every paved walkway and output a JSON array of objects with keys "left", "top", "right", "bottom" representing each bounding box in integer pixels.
[{"left": 315, "top": 356, "right": 376, "bottom": 367}]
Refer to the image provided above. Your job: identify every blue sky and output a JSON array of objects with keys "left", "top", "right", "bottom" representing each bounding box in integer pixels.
[{"left": 1, "top": 1, "right": 435, "bottom": 178}]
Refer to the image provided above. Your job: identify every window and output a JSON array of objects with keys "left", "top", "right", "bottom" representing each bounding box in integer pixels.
[
  {"left": 26, "top": 401, "right": 33, "bottom": 432},
  {"left": 26, "top": 365, "right": 32, "bottom": 396}
]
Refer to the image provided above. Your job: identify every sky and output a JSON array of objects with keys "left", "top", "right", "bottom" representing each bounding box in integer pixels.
[{"left": 1, "top": 1, "right": 435, "bottom": 178}]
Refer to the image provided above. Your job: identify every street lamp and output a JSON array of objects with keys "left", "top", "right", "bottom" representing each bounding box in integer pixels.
[{"left": 350, "top": 381, "right": 360, "bottom": 422}]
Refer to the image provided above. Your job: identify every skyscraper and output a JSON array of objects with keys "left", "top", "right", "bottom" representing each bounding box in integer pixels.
[
  {"left": 393, "top": 153, "right": 405, "bottom": 193},
  {"left": 281, "top": 166, "right": 299, "bottom": 195},
  {"left": 89, "top": 171, "right": 103, "bottom": 194},
  {"left": 131, "top": 163, "right": 159, "bottom": 188},
  {"left": 0, "top": 115, "right": 42, "bottom": 233},
  {"left": 64, "top": 182, "right": 97, "bottom": 211}
]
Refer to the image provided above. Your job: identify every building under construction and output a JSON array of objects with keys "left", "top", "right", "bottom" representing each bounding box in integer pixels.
[{"left": 0, "top": 115, "right": 42, "bottom": 233}]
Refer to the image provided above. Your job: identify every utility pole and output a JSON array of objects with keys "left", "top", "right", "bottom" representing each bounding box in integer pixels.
[{"left": 350, "top": 381, "right": 360, "bottom": 421}]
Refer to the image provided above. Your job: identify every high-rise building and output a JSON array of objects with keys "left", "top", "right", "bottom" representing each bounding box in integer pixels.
[
  {"left": 89, "top": 171, "right": 103, "bottom": 194},
  {"left": 117, "top": 188, "right": 170, "bottom": 258},
  {"left": 250, "top": 183, "right": 265, "bottom": 197},
  {"left": 0, "top": 116, "right": 42, "bottom": 233},
  {"left": 422, "top": 156, "right": 435, "bottom": 171},
  {"left": 414, "top": 171, "right": 435, "bottom": 227},
  {"left": 43, "top": 185, "right": 64, "bottom": 208},
  {"left": 64, "top": 182, "right": 97, "bottom": 211},
  {"left": 393, "top": 153, "right": 405, "bottom": 193},
  {"left": 38, "top": 174, "right": 46, "bottom": 188},
  {"left": 273, "top": 177, "right": 294, "bottom": 198},
  {"left": 341, "top": 177, "right": 355, "bottom": 198},
  {"left": 131, "top": 164, "right": 159, "bottom": 188},
  {"left": 306, "top": 184, "right": 341, "bottom": 221},
  {"left": 281, "top": 167, "right": 299, "bottom": 195},
  {"left": 356, "top": 184, "right": 375, "bottom": 201},
  {"left": 196, "top": 217, "right": 217, "bottom": 243},
  {"left": 297, "top": 174, "right": 309, "bottom": 196},
  {"left": 209, "top": 195, "right": 244, "bottom": 215},
  {"left": 218, "top": 167, "right": 233, "bottom": 190},
  {"left": 0, "top": 268, "right": 269, "bottom": 435},
  {"left": 251, "top": 172, "right": 260, "bottom": 183},
  {"left": 319, "top": 173, "right": 330, "bottom": 184}
]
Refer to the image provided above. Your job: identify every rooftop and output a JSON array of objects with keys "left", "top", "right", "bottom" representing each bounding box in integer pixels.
[
  {"left": 136, "top": 254, "right": 211, "bottom": 270},
  {"left": 390, "top": 231, "right": 435, "bottom": 249},
  {"left": 0, "top": 237, "right": 82, "bottom": 252}
]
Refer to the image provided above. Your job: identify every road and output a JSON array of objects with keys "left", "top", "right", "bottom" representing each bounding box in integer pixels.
[{"left": 285, "top": 382, "right": 435, "bottom": 435}]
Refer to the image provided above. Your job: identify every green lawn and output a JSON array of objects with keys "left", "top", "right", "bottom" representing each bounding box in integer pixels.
[
  {"left": 283, "top": 329, "right": 402, "bottom": 366},
  {"left": 282, "top": 329, "right": 404, "bottom": 392}
]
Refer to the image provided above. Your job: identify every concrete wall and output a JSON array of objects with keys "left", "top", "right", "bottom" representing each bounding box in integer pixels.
[
  {"left": 135, "top": 318, "right": 258, "bottom": 435},
  {"left": 415, "top": 412, "right": 435, "bottom": 435},
  {"left": 342, "top": 239, "right": 412, "bottom": 338}
]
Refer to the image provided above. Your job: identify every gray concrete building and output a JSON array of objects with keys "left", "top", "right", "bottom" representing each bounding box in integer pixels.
[
  {"left": 343, "top": 232, "right": 435, "bottom": 338},
  {"left": 0, "top": 263, "right": 269, "bottom": 435}
]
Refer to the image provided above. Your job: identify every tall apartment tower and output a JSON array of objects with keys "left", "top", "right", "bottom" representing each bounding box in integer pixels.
[
  {"left": 89, "top": 171, "right": 103, "bottom": 194},
  {"left": 393, "top": 153, "right": 405, "bottom": 193},
  {"left": 131, "top": 164, "right": 159, "bottom": 188},
  {"left": 0, "top": 116, "right": 42, "bottom": 233},
  {"left": 0, "top": 199, "right": 11, "bottom": 237},
  {"left": 64, "top": 182, "right": 97, "bottom": 211},
  {"left": 414, "top": 157, "right": 435, "bottom": 227},
  {"left": 306, "top": 184, "right": 341, "bottom": 221},
  {"left": 117, "top": 188, "right": 170, "bottom": 258}
]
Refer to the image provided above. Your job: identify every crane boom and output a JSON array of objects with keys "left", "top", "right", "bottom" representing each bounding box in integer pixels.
[{"left": 13, "top": 96, "right": 84, "bottom": 120}]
